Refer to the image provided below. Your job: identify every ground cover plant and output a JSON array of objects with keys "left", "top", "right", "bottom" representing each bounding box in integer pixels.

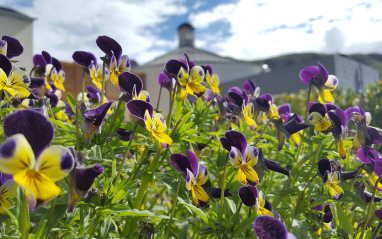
[{"left": 0, "top": 35, "right": 382, "bottom": 238}]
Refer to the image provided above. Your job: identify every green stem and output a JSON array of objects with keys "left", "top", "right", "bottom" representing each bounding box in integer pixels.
[
  {"left": 80, "top": 207, "right": 85, "bottom": 236},
  {"left": 164, "top": 173, "right": 182, "bottom": 239},
  {"left": 113, "top": 124, "right": 138, "bottom": 187},
  {"left": 156, "top": 83, "right": 163, "bottom": 110},
  {"left": 199, "top": 95, "right": 215, "bottom": 128},
  {"left": 294, "top": 173, "right": 319, "bottom": 217},
  {"left": 29, "top": 65, "right": 36, "bottom": 78},
  {"left": 101, "top": 99, "right": 123, "bottom": 145},
  {"left": 147, "top": 186, "right": 167, "bottom": 211},
  {"left": 128, "top": 146, "right": 149, "bottom": 182},
  {"left": 218, "top": 153, "right": 230, "bottom": 236},
  {"left": 100, "top": 60, "right": 106, "bottom": 106},
  {"left": 360, "top": 177, "right": 380, "bottom": 239},
  {"left": 45, "top": 198, "right": 57, "bottom": 237},
  {"left": 75, "top": 105, "right": 80, "bottom": 151},
  {"left": 304, "top": 83, "right": 312, "bottom": 123},
  {"left": 254, "top": 118, "right": 272, "bottom": 146},
  {"left": 81, "top": 69, "right": 85, "bottom": 101},
  {"left": 166, "top": 83, "right": 178, "bottom": 128}
]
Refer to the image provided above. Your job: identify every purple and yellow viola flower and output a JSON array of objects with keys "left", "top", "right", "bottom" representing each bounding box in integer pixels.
[
  {"left": 221, "top": 130, "right": 259, "bottom": 186},
  {"left": 0, "top": 173, "right": 17, "bottom": 214},
  {"left": 144, "top": 109, "right": 172, "bottom": 148},
  {"left": 310, "top": 199, "right": 334, "bottom": 233},
  {"left": 202, "top": 65, "right": 220, "bottom": 94},
  {"left": 238, "top": 186, "right": 273, "bottom": 216},
  {"left": 227, "top": 88, "right": 256, "bottom": 130},
  {"left": 33, "top": 51, "right": 64, "bottom": 91},
  {"left": 170, "top": 150, "right": 209, "bottom": 208},
  {"left": 243, "top": 79, "right": 260, "bottom": 99},
  {"left": 357, "top": 146, "right": 382, "bottom": 190},
  {"left": 272, "top": 114, "right": 309, "bottom": 150},
  {"left": 278, "top": 104, "right": 305, "bottom": 145},
  {"left": 308, "top": 102, "right": 334, "bottom": 132},
  {"left": 96, "top": 36, "right": 131, "bottom": 87},
  {"left": 327, "top": 108, "right": 347, "bottom": 159},
  {"left": 0, "top": 36, "right": 23, "bottom": 59},
  {"left": 254, "top": 215, "right": 296, "bottom": 239},
  {"left": 177, "top": 63, "right": 206, "bottom": 98},
  {"left": 300, "top": 62, "right": 339, "bottom": 103},
  {"left": 49, "top": 58, "right": 66, "bottom": 92},
  {"left": 72, "top": 51, "right": 110, "bottom": 89},
  {"left": 318, "top": 159, "right": 343, "bottom": 200},
  {"left": 242, "top": 92, "right": 257, "bottom": 131},
  {"left": 0, "top": 109, "right": 74, "bottom": 210},
  {"left": 118, "top": 71, "right": 150, "bottom": 102},
  {"left": 0, "top": 54, "right": 31, "bottom": 101},
  {"left": 80, "top": 100, "right": 113, "bottom": 145},
  {"left": 68, "top": 149, "right": 103, "bottom": 212}
]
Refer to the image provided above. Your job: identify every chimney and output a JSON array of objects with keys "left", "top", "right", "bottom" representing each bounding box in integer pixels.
[{"left": 178, "top": 23, "right": 194, "bottom": 48}]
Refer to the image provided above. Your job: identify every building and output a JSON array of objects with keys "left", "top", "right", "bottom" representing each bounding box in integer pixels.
[
  {"left": 0, "top": 6, "right": 35, "bottom": 72},
  {"left": 219, "top": 54, "right": 380, "bottom": 97},
  {"left": 135, "top": 23, "right": 263, "bottom": 113}
]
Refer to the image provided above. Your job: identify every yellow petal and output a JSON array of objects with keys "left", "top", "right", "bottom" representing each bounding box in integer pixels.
[
  {"left": 0, "top": 68, "right": 8, "bottom": 89},
  {"left": 338, "top": 140, "right": 346, "bottom": 159},
  {"left": 36, "top": 146, "right": 74, "bottom": 182},
  {"left": 180, "top": 87, "right": 188, "bottom": 101},
  {"left": 0, "top": 134, "right": 35, "bottom": 175},
  {"left": 189, "top": 66, "right": 204, "bottom": 84},
  {"left": 144, "top": 110, "right": 153, "bottom": 131},
  {"left": 110, "top": 71, "right": 119, "bottom": 87},
  {"left": 258, "top": 207, "right": 274, "bottom": 216},
  {"left": 9, "top": 70, "right": 30, "bottom": 88},
  {"left": 186, "top": 81, "right": 207, "bottom": 97},
  {"left": 138, "top": 90, "right": 150, "bottom": 102},
  {"left": 0, "top": 197, "right": 11, "bottom": 214},
  {"left": 291, "top": 132, "right": 301, "bottom": 145},
  {"left": 327, "top": 182, "right": 343, "bottom": 200},
  {"left": 238, "top": 165, "right": 259, "bottom": 186},
  {"left": 0, "top": 179, "right": 17, "bottom": 198},
  {"left": 177, "top": 67, "right": 189, "bottom": 86},
  {"left": 152, "top": 130, "right": 172, "bottom": 148},
  {"left": 318, "top": 90, "right": 334, "bottom": 104},
  {"left": 244, "top": 146, "right": 258, "bottom": 167},
  {"left": 152, "top": 113, "right": 167, "bottom": 131},
  {"left": 191, "top": 184, "right": 209, "bottom": 208},
  {"left": 14, "top": 169, "right": 61, "bottom": 201}
]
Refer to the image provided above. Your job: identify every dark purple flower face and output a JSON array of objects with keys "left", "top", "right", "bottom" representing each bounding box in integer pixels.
[
  {"left": 243, "top": 79, "right": 256, "bottom": 95},
  {"left": 118, "top": 71, "right": 143, "bottom": 96},
  {"left": 253, "top": 216, "right": 288, "bottom": 239},
  {"left": 72, "top": 51, "right": 97, "bottom": 68},
  {"left": 170, "top": 150, "right": 199, "bottom": 177},
  {"left": 3, "top": 109, "right": 54, "bottom": 158},
  {"left": 238, "top": 186, "right": 258, "bottom": 206},
  {"left": 0, "top": 54, "right": 12, "bottom": 77},
  {"left": 126, "top": 100, "right": 154, "bottom": 120},
  {"left": 220, "top": 130, "right": 247, "bottom": 155},
  {"left": 96, "top": 35, "right": 122, "bottom": 61},
  {"left": 1, "top": 36, "right": 24, "bottom": 59}
]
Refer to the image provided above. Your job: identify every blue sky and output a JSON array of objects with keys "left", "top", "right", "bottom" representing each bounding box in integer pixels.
[{"left": 2, "top": 0, "right": 382, "bottom": 65}]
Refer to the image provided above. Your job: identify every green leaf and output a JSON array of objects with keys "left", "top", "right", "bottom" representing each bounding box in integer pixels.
[
  {"left": 179, "top": 201, "right": 209, "bottom": 224},
  {"left": 174, "top": 85, "right": 183, "bottom": 123},
  {"left": 340, "top": 189, "right": 366, "bottom": 208},
  {"left": 48, "top": 118, "right": 75, "bottom": 130},
  {"left": 15, "top": 187, "right": 30, "bottom": 239},
  {"left": 333, "top": 203, "right": 353, "bottom": 234},
  {"left": 66, "top": 92, "right": 77, "bottom": 114},
  {"left": 114, "top": 209, "right": 170, "bottom": 219},
  {"left": 99, "top": 216, "right": 112, "bottom": 238}
]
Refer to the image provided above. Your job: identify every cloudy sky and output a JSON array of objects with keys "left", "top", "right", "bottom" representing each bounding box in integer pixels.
[{"left": 2, "top": 0, "right": 382, "bottom": 65}]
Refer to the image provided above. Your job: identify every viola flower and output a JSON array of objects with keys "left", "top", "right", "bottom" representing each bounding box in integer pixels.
[
  {"left": 72, "top": 51, "right": 110, "bottom": 89},
  {"left": 68, "top": 149, "right": 103, "bottom": 212},
  {"left": 49, "top": 58, "right": 66, "bottom": 91},
  {"left": 272, "top": 114, "right": 309, "bottom": 150},
  {"left": 310, "top": 200, "right": 334, "bottom": 232},
  {"left": 308, "top": 102, "right": 333, "bottom": 132},
  {"left": 254, "top": 148, "right": 290, "bottom": 181},
  {"left": 203, "top": 65, "right": 220, "bottom": 94},
  {"left": 0, "top": 173, "right": 17, "bottom": 214},
  {"left": 0, "top": 36, "right": 24, "bottom": 59},
  {"left": 353, "top": 181, "right": 382, "bottom": 203},
  {"left": 144, "top": 109, "right": 172, "bottom": 148},
  {"left": 220, "top": 130, "right": 259, "bottom": 186},
  {"left": 0, "top": 54, "right": 31, "bottom": 100},
  {"left": 80, "top": 100, "right": 113, "bottom": 145},
  {"left": 118, "top": 71, "right": 150, "bottom": 102},
  {"left": 254, "top": 215, "right": 295, "bottom": 239},
  {"left": 0, "top": 109, "right": 74, "bottom": 210},
  {"left": 243, "top": 79, "right": 260, "bottom": 99},
  {"left": 96, "top": 36, "right": 131, "bottom": 87},
  {"left": 327, "top": 108, "right": 347, "bottom": 159},
  {"left": 170, "top": 150, "right": 209, "bottom": 208},
  {"left": 33, "top": 51, "right": 64, "bottom": 91},
  {"left": 242, "top": 92, "right": 257, "bottom": 131},
  {"left": 299, "top": 62, "right": 339, "bottom": 103},
  {"left": 318, "top": 159, "right": 343, "bottom": 200},
  {"left": 178, "top": 64, "right": 206, "bottom": 98},
  {"left": 238, "top": 186, "right": 273, "bottom": 216}
]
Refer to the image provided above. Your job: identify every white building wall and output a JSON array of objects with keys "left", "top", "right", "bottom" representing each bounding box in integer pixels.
[{"left": 0, "top": 15, "right": 34, "bottom": 73}]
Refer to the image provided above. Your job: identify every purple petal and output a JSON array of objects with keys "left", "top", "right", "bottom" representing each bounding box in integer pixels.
[
  {"left": 96, "top": 36, "right": 122, "bottom": 60},
  {"left": 327, "top": 111, "right": 343, "bottom": 138},
  {"left": 228, "top": 86, "right": 243, "bottom": 95},
  {"left": 318, "top": 61, "right": 329, "bottom": 84},
  {"left": 335, "top": 108, "right": 347, "bottom": 127},
  {"left": 0, "top": 172, "right": 13, "bottom": 185},
  {"left": 42, "top": 51, "right": 52, "bottom": 64},
  {"left": 75, "top": 164, "right": 104, "bottom": 191},
  {"left": 376, "top": 209, "right": 382, "bottom": 220},
  {"left": 264, "top": 199, "right": 273, "bottom": 212},
  {"left": 220, "top": 130, "right": 247, "bottom": 154},
  {"left": 158, "top": 72, "right": 171, "bottom": 87},
  {"left": 277, "top": 104, "right": 291, "bottom": 115},
  {"left": 2, "top": 36, "right": 23, "bottom": 59},
  {"left": 243, "top": 79, "right": 256, "bottom": 95},
  {"left": 170, "top": 153, "right": 192, "bottom": 177},
  {"left": 260, "top": 93, "right": 273, "bottom": 105},
  {"left": 201, "top": 64, "right": 213, "bottom": 75},
  {"left": 164, "top": 59, "right": 187, "bottom": 76},
  {"left": 263, "top": 159, "right": 290, "bottom": 176},
  {"left": 29, "top": 78, "right": 45, "bottom": 89},
  {"left": 32, "top": 54, "right": 47, "bottom": 68},
  {"left": 366, "top": 127, "right": 382, "bottom": 145},
  {"left": 126, "top": 100, "right": 153, "bottom": 120},
  {"left": 84, "top": 101, "right": 113, "bottom": 127},
  {"left": 186, "top": 150, "right": 199, "bottom": 175},
  {"left": 3, "top": 109, "right": 54, "bottom": 158},
  {"left": 210, "top": 188, "right": 234, "bottom": 198},
  {"left": 254, "top": 216, "right": 288, "bottom": 239},
  {"left": 255, "top": 98, "right": 270, "bottom": 113},
  {"left": 0, "top": 54, "right": 12, "bottom": 77},
  {"left": 238, "top": 186, "right": 258, "bottom": 206},
  {"left": 341, "top": 169, "right": 360, "bottom": 181},
  {"left": 356, "top": 147, "right": 378, "bottom": 164},
  {"left": 309, "top": 103, "right": 327, "bottom": 117},
  {"left": 72, "top": 51, "right": 97, "bottom": 68},
  {"left": 52, "top": 57, "right": 63, "bottom": 72},
  {"left": 86, "top": 85, "right": 101, "bottom": 103},
  {"left": 324, "top": 210, "right": 333, "bottom": 223},
  {"left": 227, "top": 91, "right": 244, "bottom": 107},
  {"left": 374, "top": 158, "right": 382, "bottom": 177},
  {"left": 118, "top": 71, "right": 143, "bottom": 96},
  {"left": 318, "top": 158, "right": 331, "bottom": 177},
  {"left": 299, "top": 66, "right": 320, "bottom": 84},
  {"left": 65, "top": 103, "right": 74, "bottom": 116},
  {"left": 284, "top": 121, "right": 309, "bottom": 135},
  {"left": 364, "top": 191, "right": 382, "bottom": 203},
  {"left": 325, "top": 103, "right": 337, "bottom": 112},
  {"left": 45, "top": 92, "right": 59, "bottom": 107}
]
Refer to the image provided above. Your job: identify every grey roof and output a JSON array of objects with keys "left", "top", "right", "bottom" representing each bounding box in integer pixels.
[
  {"left": 139, "top": 46, "right": 251, "bottom": 68},
  {"left": 0, "top": 6, "right": 35, "bottom": 21}
]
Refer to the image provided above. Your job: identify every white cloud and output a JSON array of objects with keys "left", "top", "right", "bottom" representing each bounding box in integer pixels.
[{"left": 190, "top": 0, "right": 382, "bottom": 60}]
